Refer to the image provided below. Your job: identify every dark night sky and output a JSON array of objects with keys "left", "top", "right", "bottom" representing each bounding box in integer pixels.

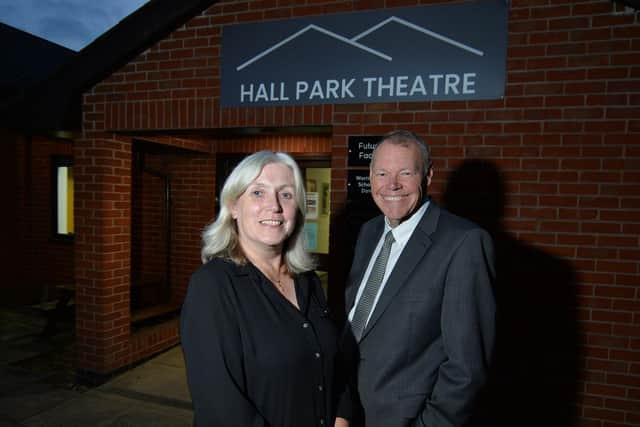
[{"left": 0, "top": 0, "right": 149, "bottom": 51}]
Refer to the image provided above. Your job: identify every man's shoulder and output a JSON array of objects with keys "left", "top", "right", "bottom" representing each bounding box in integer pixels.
[
  {"left": 438, "top": 206, "right": 479, "bottom": 230},
  {"left": 415, "top": 202, "right": 484, "bottom": 235},
  {"left": 434, "top": 207, "right": 492, "bottom": 244}
]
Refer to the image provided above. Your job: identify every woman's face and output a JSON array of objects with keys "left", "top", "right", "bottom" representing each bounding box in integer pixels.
[{"left": 231, "top": 162, "right": 298, "bottom": 256}]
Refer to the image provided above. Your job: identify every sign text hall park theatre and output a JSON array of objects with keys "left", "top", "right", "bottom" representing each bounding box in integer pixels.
[{"left": 221, "top": 0, "right": 508, "bottom": 107}]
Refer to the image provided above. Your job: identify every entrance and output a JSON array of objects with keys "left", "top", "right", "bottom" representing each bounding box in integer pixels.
[{"left": 131, "top": 148, "right": 171, "bottom": 311}]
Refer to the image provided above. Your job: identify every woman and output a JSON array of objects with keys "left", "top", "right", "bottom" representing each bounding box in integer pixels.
[{"left": 180, "top": 151, "right": 348, "bottom": 427}]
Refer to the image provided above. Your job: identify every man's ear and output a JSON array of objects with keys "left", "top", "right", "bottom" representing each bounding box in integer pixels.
[{"left": 426, "top": 167, "right": 434, "bottom": 187}]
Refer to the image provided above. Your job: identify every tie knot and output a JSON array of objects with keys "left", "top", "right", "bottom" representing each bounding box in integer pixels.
[{"left": 383, "top": 230, "right": 395, "bottom": 247}]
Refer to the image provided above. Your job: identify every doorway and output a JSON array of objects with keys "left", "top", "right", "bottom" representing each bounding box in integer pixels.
[{"left": 130, "top": 148, "right": 171, "bottom": 312}]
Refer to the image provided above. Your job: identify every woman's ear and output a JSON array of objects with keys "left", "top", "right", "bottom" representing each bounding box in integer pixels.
[{"left": 230, "top": 201, "right": 238, "bottom": 220}]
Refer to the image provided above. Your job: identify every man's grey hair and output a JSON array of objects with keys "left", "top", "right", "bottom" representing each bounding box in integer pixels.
[{"left": 371, "top": 129, "right": 432, "bottom": 177}]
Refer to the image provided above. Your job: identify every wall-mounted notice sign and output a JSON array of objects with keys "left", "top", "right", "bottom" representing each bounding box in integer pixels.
[
  {"left": 221, "top": 0, "right": 508, "bottom": 107},
  {"left": 347, "top": 170, "right": 371, "bottom": 200},
  {"left": 348, "top": 135, "right": 381, "bottom": 167}
]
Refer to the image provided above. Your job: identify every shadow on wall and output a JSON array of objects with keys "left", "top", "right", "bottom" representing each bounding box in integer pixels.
[
  {"left": 328, "top": 197, "right": 379, "bottom": 325},
  {"left": 443, "top": 159, "right": 580, "bottom": 427}
]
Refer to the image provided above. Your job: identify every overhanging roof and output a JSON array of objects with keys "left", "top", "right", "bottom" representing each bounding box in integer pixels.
[
  {"left": 0, "top": 23, "right": 76, "bottom": 100},
  {"left": 0, "top": 0, "right": 217, "bottom": 134}
]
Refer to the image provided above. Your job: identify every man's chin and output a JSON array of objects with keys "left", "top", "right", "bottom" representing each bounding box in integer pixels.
[{"left": 380, "top": 210, "right": 410, "bottom": 223}]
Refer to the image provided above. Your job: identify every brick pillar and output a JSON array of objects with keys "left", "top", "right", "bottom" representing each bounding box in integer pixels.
[{"left": 74, "top": 136, "right": 132, "bottom": 380}]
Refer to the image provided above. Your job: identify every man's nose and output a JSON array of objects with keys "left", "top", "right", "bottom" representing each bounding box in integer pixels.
[{"left": 388, "top": 176, "right": 401, "bottom": 190}]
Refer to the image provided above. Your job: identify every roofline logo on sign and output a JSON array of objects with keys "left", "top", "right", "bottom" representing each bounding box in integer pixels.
[{"left": 221, "top": 0, "right": 508, "bottom": 107}]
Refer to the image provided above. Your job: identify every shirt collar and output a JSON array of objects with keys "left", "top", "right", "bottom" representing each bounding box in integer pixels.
[{"left": 384, "top": 199, "right": 430, "bottom": 247}]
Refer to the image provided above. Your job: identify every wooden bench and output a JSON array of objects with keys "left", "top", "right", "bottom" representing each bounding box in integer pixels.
[
  {"left": 41, "top": 283, "right": 180, "bottom": 333},
  {"left": 42, "top": 284, "right": 75, "bottom": 336},
  {"left": 131, "top": 302, "right": 181, "bottom": 324}
]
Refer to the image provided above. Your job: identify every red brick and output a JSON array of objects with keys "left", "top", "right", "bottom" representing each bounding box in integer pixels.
[
  {"left": 594, "top": 286, "right": 635, "bottom": 299},
  {"left": 582, "top": 407, "right": 625, "bottom": 423},
  {"left": 591, "top": 310, "right": 633, "bottom": 323},
  {"left": 587, "top": 334, "right": 629, "bottom": 349},
  {"left": 606, "top": 374, "right": 640, "bottom": 388},
  {"left": 615, "top": 275, "right": 639, "bottom": 287},
  {"left": 614, "top": 299, "right": 640, "bottom": 312},
  {"left": 597, "top": 236, "right": 639, "bottom": 248},
  {"left": 584, "top": 384, "right": 626, "bottom": 400}
]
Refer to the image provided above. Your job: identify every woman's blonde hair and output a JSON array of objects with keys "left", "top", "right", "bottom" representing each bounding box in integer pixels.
[{"left": 201, "top": 151, "right": 315, "bottom": 274}]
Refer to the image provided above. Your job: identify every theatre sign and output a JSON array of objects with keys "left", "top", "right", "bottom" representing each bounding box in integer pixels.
[{"left": 221, "top": 0, "right": 508, "bottom": 107}]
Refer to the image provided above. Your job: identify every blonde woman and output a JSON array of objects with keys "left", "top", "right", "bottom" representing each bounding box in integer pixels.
[{"left": 181, "top": 151, "right": 349, "bottom": 427}]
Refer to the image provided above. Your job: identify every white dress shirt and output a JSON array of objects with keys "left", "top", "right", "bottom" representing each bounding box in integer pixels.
[{"left": 348, "top": 201, "right": 430, "bottom": 325}]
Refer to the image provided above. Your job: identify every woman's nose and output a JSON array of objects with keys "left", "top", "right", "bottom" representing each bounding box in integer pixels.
[{"left": 266, "top": 192, "right": 283, "bottom": 211}]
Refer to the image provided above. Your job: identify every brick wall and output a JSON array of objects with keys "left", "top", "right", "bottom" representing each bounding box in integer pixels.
[
  {"left": 80, "top": 0, "right": 640, "bottom": 424},
  {"left": 73, "top": 133, "right": 217, "bottom": 375},
  {"left": 3, "top": 132, "right": 74, "bottom": 305},
  {"left": 74, "top": 136, "right": 132, "bottom": 373}
]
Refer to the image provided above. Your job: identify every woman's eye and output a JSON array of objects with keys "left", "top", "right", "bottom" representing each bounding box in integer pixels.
[
  {"left": 251, "top": 190, "right": 262, "bottom": 197},
  {"left": 281, "top": 192, "right": 293, "bottom": 200}
]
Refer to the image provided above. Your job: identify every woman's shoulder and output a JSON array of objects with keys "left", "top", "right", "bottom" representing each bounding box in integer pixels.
[
  {"left": 197, "top": 256, "right": 237, "bottom": 272},
  {"left": 189, "top": 258, "right": 246, "bottom": 291},
  {"left": 182, "top": 259, "right": 248, "bottom": 324}
]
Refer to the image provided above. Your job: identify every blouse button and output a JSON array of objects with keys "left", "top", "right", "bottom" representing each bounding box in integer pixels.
[
  {"left": 302, "top": 322, "right": 310, "bottom": 328},
  {"left": 314, "top": 352, "right": 321, "bottom": 358},
  {"left": 320, "top": 418, "right": 325, "bottom": 425},
  {"left": 318, "top": 385, "right": 323, "bottom": 391}
]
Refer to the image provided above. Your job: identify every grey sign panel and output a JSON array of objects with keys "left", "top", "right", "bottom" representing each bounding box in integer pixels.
[{"left": 221, "top": 0, "right": 508, "bottom": 107}]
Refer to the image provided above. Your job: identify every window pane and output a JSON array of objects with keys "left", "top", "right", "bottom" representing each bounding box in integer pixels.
[
  {"left": 304, "top": 167, "right": 331, "bottom": 254},
  {"left": 56, "top": 165, "right": 74, "bottom": 235}
]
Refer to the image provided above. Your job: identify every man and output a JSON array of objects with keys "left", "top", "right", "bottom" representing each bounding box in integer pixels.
[{"left": 340, "top": 130, "right": 496, "bottom": 427}]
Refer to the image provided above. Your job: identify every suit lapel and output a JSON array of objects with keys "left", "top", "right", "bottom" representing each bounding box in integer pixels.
[
  {"left": 345, "top": 218, "right": 385, "bottom": 311},
  {"left": 360, "top": 203, "right": 441, "bottom": 341}
]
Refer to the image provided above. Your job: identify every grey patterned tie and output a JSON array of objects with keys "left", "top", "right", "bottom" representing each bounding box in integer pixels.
[{"left": 351, "top": 230, "right": 395, "bottom": 341}]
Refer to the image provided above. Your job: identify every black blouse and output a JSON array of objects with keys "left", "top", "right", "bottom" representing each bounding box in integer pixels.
[{"left": 180, "top": 258, "right": 339, "bottom": 427}]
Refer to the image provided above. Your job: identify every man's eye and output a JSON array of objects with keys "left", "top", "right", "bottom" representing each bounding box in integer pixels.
[{"left": 375, "top": 172, "right": 386, "bottom": 177}]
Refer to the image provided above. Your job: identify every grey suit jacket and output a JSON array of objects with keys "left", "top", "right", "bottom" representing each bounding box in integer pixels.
[{"left": 342, "top": 202, "right": 496, "bottom": 427}]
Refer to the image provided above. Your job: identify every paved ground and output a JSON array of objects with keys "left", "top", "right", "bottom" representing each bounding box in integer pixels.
[{"left": 0, "top": 306, "right": 193, "bottom": 427}]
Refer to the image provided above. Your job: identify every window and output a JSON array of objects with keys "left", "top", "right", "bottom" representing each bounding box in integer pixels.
[{"left": 52, "top": 156, "right": 74, "bottom": 238}]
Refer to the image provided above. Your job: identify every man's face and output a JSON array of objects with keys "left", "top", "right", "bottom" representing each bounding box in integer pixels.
[{"left": 370, "top": 142, "right": 432, "bottom": 227}]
